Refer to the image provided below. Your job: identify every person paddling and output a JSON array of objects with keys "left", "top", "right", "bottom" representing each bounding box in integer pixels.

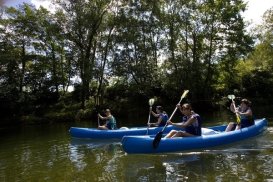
[
  {"left": 225, "top": 98, "right": 254, "bottom": 132},
  {"left": 98, "top": 109, "right": 117, "bottom": 130},
  {"left": 149, "top": 106, "right": 169, "bottom": 127},
  {"left": 164, "top": 103, "right": 202, "bottom": 138}
]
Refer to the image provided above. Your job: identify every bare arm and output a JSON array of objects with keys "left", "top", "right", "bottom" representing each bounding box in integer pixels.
[
  {"left": 167, "top": 121, "right": 184, "bottom": 128},
  {"left": 237, "top": 108, "right": 252, "bottom": 117},
  {"left": 154, "top": 117, "right": 162, "bottom": 125},
  {"left": 149, "top": 114, "right": 162, "bottom": 126},
  {"left": 167, "top": 116, "right": 196, "bottom": 128},
  {"left": 183, "top": 117, "right": 197, "bottom": 126},
  {"left": 177, "top": 104, "right": 183, "bottom": 114},
  {"left": 150, "top": 111, "right": 159, "bottom": 117},
  {"left": 98, "top": 114, "right": 112, "bottom": 120},
  {"left": 230, "top": 101, "right": 236, "bottom": 113}
]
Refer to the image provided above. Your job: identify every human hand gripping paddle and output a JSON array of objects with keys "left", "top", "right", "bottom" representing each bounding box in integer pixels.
[
  {"left": 146, "top": 98, "right": 155, "bottom": 135},
  {"left": 228, "top": 95, "right": 240, "bottom": 124},
  {"left": 152, "top": 90, "right": 189, "bottom": 149}
]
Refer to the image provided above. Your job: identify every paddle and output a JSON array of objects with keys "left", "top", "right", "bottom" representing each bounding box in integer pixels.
[
  {"left": 146, "top": 98, "right": 155, "bottom": 135},
  {"left": 228, "top": 95, "right": 240, "bottom": 124},
  {"left": 152, "top": 90, "right": 189, "bottom": 149}
]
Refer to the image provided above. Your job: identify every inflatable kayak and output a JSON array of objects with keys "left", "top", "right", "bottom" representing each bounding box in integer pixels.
[
  {"left": 121, "top": 118, "right": 268, "bottom": 154},
  {"left": 69, "top": 125, "right": 181, "bottom": 139}
]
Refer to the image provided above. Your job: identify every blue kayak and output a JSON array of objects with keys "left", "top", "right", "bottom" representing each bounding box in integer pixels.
[
  {"left": 69, "top": 125, "right": 181, "bottom": 139},
  {"left": 121, "top": 118, "right": 268, "bottom": 154}
]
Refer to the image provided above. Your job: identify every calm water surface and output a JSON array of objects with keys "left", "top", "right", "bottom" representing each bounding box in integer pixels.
[{"left": 1, "top": 106, "right": 273, "bottom": 181}]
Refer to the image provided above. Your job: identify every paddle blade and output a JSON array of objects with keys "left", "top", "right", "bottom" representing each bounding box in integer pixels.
[
  {"left": 181, "top": 90, "right": 189, "bottom": 99},
  {"left": 153, "top": 131, "right": 163, "bottom": 149},
  {"left": 149, "top": 98, "right": 155, "bottom": 106},
  {"left": 228, "top": 95, "right": 235, "bottom": 100}
]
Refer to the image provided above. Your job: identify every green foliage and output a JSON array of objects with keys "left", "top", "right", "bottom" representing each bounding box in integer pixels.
[
  {"left": 0, "top": 1, "right": 272, "bottom": 125},
  {"left": 235, "top": 8, "right": 273, "bottom": 98},
  {"left": 241, "top": 69, "right": 273, "bottom": 98}
]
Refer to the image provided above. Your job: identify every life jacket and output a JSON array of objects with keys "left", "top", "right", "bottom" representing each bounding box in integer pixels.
[
  {"left": 106, "top": 116, "right": 117, "bottom": 130},
  {"left": 239, "top": 107, "right": 254, "bottom": 128},
  {"left": 158, "top": 113, "right": 168, "bottom": 127},
  {"left": 182, "top": 113, "right": 202, "bottom": 136}
]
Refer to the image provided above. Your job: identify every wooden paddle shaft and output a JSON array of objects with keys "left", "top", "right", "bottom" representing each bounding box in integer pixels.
[
  {"left": 232, "top": 99, "right": 240, "bottom": 123},
  {"left": 161, "top": 96, "right": 184, "bottom": 131}
]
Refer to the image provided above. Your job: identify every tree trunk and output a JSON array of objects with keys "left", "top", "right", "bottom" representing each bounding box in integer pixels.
[{"left": 19, "top": 41, "right": 26, "bottom": 93}]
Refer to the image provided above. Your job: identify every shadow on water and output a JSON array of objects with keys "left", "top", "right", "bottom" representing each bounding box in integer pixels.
[{"left": 70, "top": 138, "right": 120, "bottom": 149}]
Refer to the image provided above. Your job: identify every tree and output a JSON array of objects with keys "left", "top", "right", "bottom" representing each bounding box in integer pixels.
[
  {"left": 160, "top": 0, "right": 253, "bottom": 100},
  {"left": 236, "top": 7, "right": 273, "bottom": 98},
  {"left": 111, "top": 0, "right": 164, "bottom": 96},
  {"left": 55, "top": 0, "right": 115, "bottom": 108},
  {"left": 252, "top": 8, "right": 273, "bottom": 71}
]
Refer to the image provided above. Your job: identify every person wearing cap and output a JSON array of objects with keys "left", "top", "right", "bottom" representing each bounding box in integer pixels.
[
  {"left": 225, "top": 98, "right": 254, "bottom": 132},
  {"left": 164, "top": 103, "right": 202, "bottom": 138},
  {"left": 149, "top": 106, "right": 169, "bottom": 127},
  {"left": 98, "top": 109, "right": 117, "bottom": 130}
]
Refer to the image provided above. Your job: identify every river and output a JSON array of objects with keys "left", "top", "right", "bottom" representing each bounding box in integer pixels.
[{"left": 0, "top": 105, "right": 273, "bottom": 181}]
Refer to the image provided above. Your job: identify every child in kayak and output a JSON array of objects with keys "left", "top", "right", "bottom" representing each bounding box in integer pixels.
[
  {"left": 98, "top": 109, "right": 117, "bottom": 130},
  {"left": 164, "top": 103, "right": 202, "bottom": 138},
  {"left": 149, "top": 106, "right": 169, "bottom": 127},
  {"left": 225, "top": 98, "right": 254, "bottom": 132}
]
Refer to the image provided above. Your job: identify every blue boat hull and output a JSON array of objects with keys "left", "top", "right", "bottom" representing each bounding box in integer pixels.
[
  {"left": 121, "top": 118, "right": 268, "bottom": 154},
  {"left": 69, "top": 125, "right": 181, "bottom": 139}
]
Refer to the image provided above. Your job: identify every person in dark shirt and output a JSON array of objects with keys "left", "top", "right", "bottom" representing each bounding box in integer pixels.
[
  {"left": 164, "top": 103, "right": 201, "bottom": 138},
  {"left": 98, "top": 109, "right": 117, "bottom": 130},
  {"left": 225, "top": 98, "right": 254, "bottom": 132},
  {"left": 149, "top": 106, "right": 169, "bottom": 127}
]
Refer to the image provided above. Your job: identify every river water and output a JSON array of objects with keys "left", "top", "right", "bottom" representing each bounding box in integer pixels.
[{"left": 0, "top": 106, "right": 273, "bottom": 181}]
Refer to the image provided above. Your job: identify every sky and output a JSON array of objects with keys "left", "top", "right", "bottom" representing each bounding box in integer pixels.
[
  {"left": 0, "top": 0, "right": 51, "bottom": 9},
  {"left": 1, "top": 0, "right": 273, "bottom": 27},
  {"left": 242, "top": 0, "right": 273, "bottom": 26}
]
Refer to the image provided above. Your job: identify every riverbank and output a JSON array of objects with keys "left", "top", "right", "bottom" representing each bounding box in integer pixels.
[{"left": 1, "top": 96, "right": 272, "bottom": 127}]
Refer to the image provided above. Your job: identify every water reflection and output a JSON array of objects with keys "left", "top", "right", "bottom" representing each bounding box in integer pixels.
[
  {"left": 66, "top": 127, "right": 273, "bottom": 181},
  {"left": 68, "top": 138, "right": 124, "bottom": 181},
  {"left": 1, "top": 114, "right": 273, "bottom": 181},
  {"left": 69, "top": 145, "right": 87, "bottom": 171},
  {"left": 119, "top": 153, "right": 204, "bottom": 181},
  {"left": 120, "top": 149, "right": 273, "bottom": 181},
  {"left": 117, "top": 129, "right": 273, "bottom": 181}
]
